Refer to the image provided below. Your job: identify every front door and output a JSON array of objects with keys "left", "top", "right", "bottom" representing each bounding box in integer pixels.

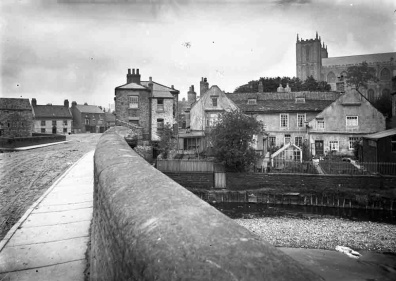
[
  {"left": 315, "top": 140, "right": 324, "bottom": 155},
  {"left": 52, "top": 126, "right": 57, "bottom": 134}
]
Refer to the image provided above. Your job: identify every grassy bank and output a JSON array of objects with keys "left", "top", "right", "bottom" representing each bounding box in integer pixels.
[{"left": 235, "top": 217, "right": 396, "bottom": 253}]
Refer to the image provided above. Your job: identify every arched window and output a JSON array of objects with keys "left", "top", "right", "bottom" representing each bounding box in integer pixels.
[
  {"left": 380, "top": 68, "right": 390, "bottom": 80},
  {"left": 305, "top": 46, "right": 310, "bottom": 62},
  {"left": 327, "top": 72, "right": 336, "bottom": 83},
  {"left": 367, "top": 89, "right": 375, "bottom": 102}
]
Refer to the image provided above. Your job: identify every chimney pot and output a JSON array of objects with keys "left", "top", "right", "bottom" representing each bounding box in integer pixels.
[
  {"left": 171, "top": 85, "right": 174, "bottom": 89},
  {"left": 32, "top": 98, "right": 37, "bottom": 106},
  {"left": 149, "top": 77, "right": 152, "bottom": 82},
  {"left": 132, "top": 69, "right": 135, "bottom": 74},
  {"left": 137, "top": 69, "right": 139, "bottom": 75},
  {"left": 64, "top": 99, "right": 69, "bottom": 107},
  {"left": 128, "top": 68, "right": 131, "bottom": 74}
]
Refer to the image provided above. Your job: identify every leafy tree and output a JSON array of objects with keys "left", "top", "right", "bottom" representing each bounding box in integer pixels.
[
  {"left": 234, "top": 76, "right": 330, "bottom": 93},
  {"left": 208, "top": 110, "right": 263, "bottom": 172},
  {"left": 345, "top": 61, "right": 378, "bottom": 94},
  {"left": 156, "top": 123, "right": 176, "bottom": 159}
]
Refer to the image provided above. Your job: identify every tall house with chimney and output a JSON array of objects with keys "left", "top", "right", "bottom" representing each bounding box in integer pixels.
[
  {"left": 114, "top": 68, "right": 179, "bottom": 141},
  {"left": 31, "top": 98, "right": 73, "bottom": 134}
]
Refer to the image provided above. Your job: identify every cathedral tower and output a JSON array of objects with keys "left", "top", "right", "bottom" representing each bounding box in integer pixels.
[{"left": 296, "top": 32, "right": 324, "bottom": 81}]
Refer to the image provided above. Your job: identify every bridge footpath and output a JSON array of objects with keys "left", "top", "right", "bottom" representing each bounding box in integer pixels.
[{"left": 0, "top": 150, "right": 94, "bottom": 281}]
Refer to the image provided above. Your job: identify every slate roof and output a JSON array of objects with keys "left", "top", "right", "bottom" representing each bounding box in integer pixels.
[
  {"left": 227, "top": 92, "right": 340, "bottom": 113},
  {"left": 0, "top": 98, "right": 31, "bottom": 110},
  {"left": 363, "top": 128, "right": 396, "bottom": 140},
  {"left": 116, "top": 83, "right": 147, "bottom": 90},
  {"left": 33, "top": 105, "right": 72, "bottom": 118},
  {"left": 141, "top": 81, "right": 177, "bottom": 98},
  {"left": 322, "top": 52, "right": 396, "bottom": 67},
  {"left": 105, "top": 112, "right": 116, "bottom": 122},
  {"left": 75, "top": 105, "right": 104, "bottom": 114}
]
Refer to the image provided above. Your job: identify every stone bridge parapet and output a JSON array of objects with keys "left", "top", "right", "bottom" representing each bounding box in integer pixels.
[{"left": 90, "top": 126, "right": 320, "bottom": 280}]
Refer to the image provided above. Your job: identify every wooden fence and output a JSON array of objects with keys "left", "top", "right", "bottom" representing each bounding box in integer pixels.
[{"left": 156, "top": 159, "right": 215, "bottom": 172}]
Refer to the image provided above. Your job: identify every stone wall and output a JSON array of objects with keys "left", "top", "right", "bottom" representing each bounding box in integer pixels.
[
  {"left": 164, "top": 172, "right": 214, "bottom": 188},
  {"left": 0, "top": 110, "right": 32, "bottom": 138},
  {"left": 91, "top": 128, "right": 319, "bottom": 280}
]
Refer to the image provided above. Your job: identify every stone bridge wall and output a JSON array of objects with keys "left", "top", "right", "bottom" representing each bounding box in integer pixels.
[{"left": 90, "top": 127, "right": 319, "bottom": 281}]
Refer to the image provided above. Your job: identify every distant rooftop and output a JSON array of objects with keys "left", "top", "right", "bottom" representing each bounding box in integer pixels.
[
  {"left": 33, "top": 105, "right": 72, "bottom": 118},
  {"left": 75, "top": 104, "right": 104, "bottom": 114},
  {"left": 323, "top": 52, "right": 396, "bottom": 67},
  {"left": 0, "top": 98, "right": 31, "bottom": 110}
]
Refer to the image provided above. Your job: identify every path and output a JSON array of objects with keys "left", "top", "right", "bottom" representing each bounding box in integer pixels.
[{"left": 0, "top": 150, "right": 94, "bottom": 281}]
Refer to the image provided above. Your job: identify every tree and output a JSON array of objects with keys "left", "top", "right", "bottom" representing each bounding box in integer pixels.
[
  {"left": 208, "top": 110, "right": 263, "bottom": 172},
  {"left": 372, "top": 93, "right": 392, "bottom": 117},
  {"left": 156, "top": 123, "right": 176, "bottom": 159},
  {"left": 345, "top": 61, "right": 378, "bottom": 94}
]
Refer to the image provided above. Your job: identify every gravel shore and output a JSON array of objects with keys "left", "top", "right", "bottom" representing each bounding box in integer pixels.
[{"left": 235, "top": 217, "right": 396, "bottom": 253}]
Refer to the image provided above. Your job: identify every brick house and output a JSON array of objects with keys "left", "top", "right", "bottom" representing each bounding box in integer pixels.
[
  {"left": 179, "top": 85, "right": 238, "bottom": 152},
  {"left": 114, "top": 68, "right": 179, "bottom": 141},
  {"left": 70, "top": 102, "right": 106, "bottom": 133},
  {"left": 0, "top": 98, "right": 33, "bottom": 137},
  {"left": 31, "top": 99, "right": 73, "bottom": 134}
]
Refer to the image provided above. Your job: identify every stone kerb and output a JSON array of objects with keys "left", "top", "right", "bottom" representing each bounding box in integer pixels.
[{"left": 91, "top": 127, "right": 320, "bottom": 281}]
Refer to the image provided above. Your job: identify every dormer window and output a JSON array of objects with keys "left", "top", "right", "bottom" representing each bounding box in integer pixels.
[
  {"left": 247, "top": 98, "right": 257, "bottom": 105},
  {"left": 212, "top": 97, "right": 218, "bottom": 107},
  {"left": 295, "top": 97, "right": 305, "bottom": 103}
]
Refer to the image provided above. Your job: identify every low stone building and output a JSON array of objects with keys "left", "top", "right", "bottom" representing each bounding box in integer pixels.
[
  {"left": 31, "top": 99, "right": 73, "bottom": 134},
  {"left": 70, "top": 102, "right": 106, "bottom": 133},
  {"left": 0, "top": 98, "right": 33, "bottom": 137}
]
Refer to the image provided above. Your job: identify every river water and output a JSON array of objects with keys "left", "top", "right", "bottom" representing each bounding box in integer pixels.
[{"left": 210, "top": 202, "right": 396, "bottom": 225}]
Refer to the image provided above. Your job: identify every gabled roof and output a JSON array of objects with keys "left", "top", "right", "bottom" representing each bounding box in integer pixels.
[
  {"left": 363, "top": 128, "right": 396, "bottom": 140},
  {"left": 227, "top": 92, "right": 339, "bottom": 113},
  {"left": 75, "top": 105, "right": 104, "bottom": 114},
  {"left": 141, "top": 81, "right": 178, "bottom": 98},
  {"left": 0, "top": 98, "right": 31, "bottom": 110},
  {"left": 105, "top": 112, "right": 116, "bottom": 121},
  {"left": 322, "top": 52, "right": 396, "bottom": 67},
  {"left": 116, "top": 83, "right": 148, "bottom": 90},
  {"left": 33, "top": 105, "right": 72, "bottom": 119}
]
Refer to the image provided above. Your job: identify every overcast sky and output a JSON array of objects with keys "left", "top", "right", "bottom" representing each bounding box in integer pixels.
[{"left": 1, "top": 0, "right": 395, "bottom": 109}]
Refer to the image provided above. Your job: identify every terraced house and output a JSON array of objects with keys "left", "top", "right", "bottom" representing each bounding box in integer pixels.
[
  {"left": 227, "top": 89, "right": 385, "bottom": 157},
  {"left": 31, "top": 99, "right": 73, "bottom": 134},
  {"left": 70, "top": 102, "right": 106, "bottom": 133}
]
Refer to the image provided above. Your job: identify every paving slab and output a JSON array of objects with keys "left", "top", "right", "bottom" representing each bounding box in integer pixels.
[
  {"left": 0, "top": 260, "right": 86, "bottom": 281},
  {"left": 0, "top": 237, "right": 89, "bottom": 273},
  {"left": 0, "top": 150, "right": 94, "bottom": 280},
  {"left": 7, "top": 221, "right": 91, "bottom": 247},
  {"left": 33, "top": 202, "right": 93, "bottom": 213}
]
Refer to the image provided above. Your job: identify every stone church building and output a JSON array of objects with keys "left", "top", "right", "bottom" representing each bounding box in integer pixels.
[{"left": 296, "top": 32, "right": 395, "bottom": 102}]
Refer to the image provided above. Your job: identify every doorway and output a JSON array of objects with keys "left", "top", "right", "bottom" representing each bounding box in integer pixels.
[{"left": 315, "top": 140, "right": 324, "bottom": 155}]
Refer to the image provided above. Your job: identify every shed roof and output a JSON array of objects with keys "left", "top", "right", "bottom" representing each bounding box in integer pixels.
[
  {"left": 322, "top": 52, "right": 396, "bottom": 67},
  {"left": 0, "top": 98, "right": 31, "bottom": 110},
  {"left": 33, "top": 105, "right": 72, "bottom": 118},
  {"left": 363, "top": 128, "right": 396, "bottom": 140}
]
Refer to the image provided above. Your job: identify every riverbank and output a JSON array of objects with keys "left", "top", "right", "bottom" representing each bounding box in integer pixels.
[{"left": 235, "top": 217, "right": 396, "bottom": 253}]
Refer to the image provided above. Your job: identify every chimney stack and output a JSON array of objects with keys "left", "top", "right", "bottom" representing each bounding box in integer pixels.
[
  {"left": 127, "top": 68, "right": 141, "bottom": 84},
  {"left": 64, "top": 99, "right": 69, "bottom": 108},
  {"left": 72, "top": 101, "right": 77, "bottom": 107},
  {"left": 258, "top": 80, "right": 264, "bottom": 93},
  {"left": 200, "top": 77, "right": 209, "bottom": 96},
  {"left": 148, "top": 76, "right": 153, "bottom": 90},
  {"left": 31, "top": 98, "right": 37, "bottom": 107},
  {"left": 188, "top": 85, "right": 197, "bottom": 104}
]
